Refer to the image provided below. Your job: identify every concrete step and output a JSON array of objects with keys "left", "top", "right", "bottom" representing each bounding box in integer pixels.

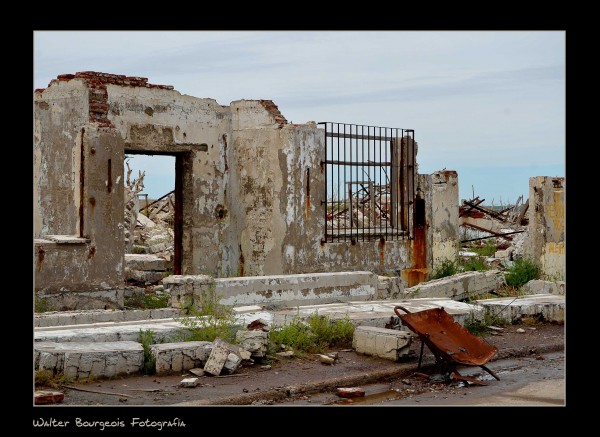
[
  {"left": 35, "top": 341, "right": 143, "bottom": 379},
  {"left": 124, "top": 254, "right": 167, "bottom": 271}
]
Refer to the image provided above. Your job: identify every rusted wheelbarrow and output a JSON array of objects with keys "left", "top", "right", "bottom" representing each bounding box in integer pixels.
[{"left": 394, "top": 305, "right": 500, "bottom": 385}]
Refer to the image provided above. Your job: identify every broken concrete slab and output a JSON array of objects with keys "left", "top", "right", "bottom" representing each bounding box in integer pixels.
[
  {"left": 124, "top": 269, "right": 165, "bottom": 284},
  {"left": 476, "top": 293, "right": 565, "bottom": 323},
  {"left": 236, "top": 330, "right": 269, "bottom": 358},
  {"left": 189, "top": 368, "right": 205, "bottom": 377},
  {"left": 136, "top": 213, "right": 156, "bottom": 229},
  {"left": 124, "top": 254, "right": 167, "bottom": 271},
  {"left": 223, "top": 353, "right": 243, "bottom": 374},
  {"left": 35, "top": 341, "right": 143, "bottom": 379},
  {"left": 203, "top": 339, "right": 236, "bottom": 376},
  {"left": 403, "top": 270, "right": 505, "bottom": 301},
  {"left": 271, "top": 298, "right": 482, "bottom": 329},
  {"left": 352, "top": 326, "right": 412, "bottom": 361},
  {"left": 150, "top": 341, "right": 213, "bottom": 375},
  {"left": 522, "top": 280, "right": 565, "bottom": 296}
]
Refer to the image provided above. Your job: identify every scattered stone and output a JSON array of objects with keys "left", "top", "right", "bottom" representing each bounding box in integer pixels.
[
  {"left": 34, "top": 390, "right": 64, "bottom": 405},
  {"left": 401, "top": 379, "right": 412, "bottom": 386},
  {"left": 516, "top": 328, "right": 526, "bottom": 333},
  {"left": 119, "top": 397, "right": 128, "bottom": 402},
  {"left": 336, "top": 387, "right": 365, "bottom": 398},
  {"left": 204, "top": 339, "right": 237, "bottom": 376},
  {"left": 326, "top": 352, "right": 339, "bottom": 360},
  {"left": 180, "top": 377, "right": 199, "bottom": 388},
  {"left": 488, "top": 326, "right": 504, "bottom": 331},
  {"left": 251, "top": 399, "right": 274, "bottom": 405},
  {"left": 188, "top": 368, "right": 205, "bottom": 377},
  {"left": 223, "top": 353, "right": 243, "bottom": 374},
  {"left": 243, "top": 388, "right": 249, "bottom": 393},
  {"left": 260, "top": 365, "right": 272, "bottom": 370},
  {"left": 236, "top": 330, "right": 269, "bottom": 358},
  {"left": 529, "top": 327, "right": 537, "bottom": 331},
  {"left": 536, "top": 355, "right": 545, "bottom": 360},
  {"left": 286, "top": 386, "right": 299, "bottom": 396},
  {"left": 318, "top": 354, "right": 335, "bottom": 365},
  {"left": 276, "top": 350, "right": 295, "bottom": 358}
]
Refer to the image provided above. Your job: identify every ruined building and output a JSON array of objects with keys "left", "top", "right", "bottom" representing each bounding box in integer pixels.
[{"left": 34, "top": 72, "right": 459, "bottom": 309}]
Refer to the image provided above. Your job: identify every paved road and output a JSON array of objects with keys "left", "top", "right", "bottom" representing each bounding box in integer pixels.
[{"left": 282, "top": 351, "right": 565, "bottom": 406}]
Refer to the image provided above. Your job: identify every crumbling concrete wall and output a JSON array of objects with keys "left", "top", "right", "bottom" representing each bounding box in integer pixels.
[
  {"left": 34, "top": 71, "right": 461, "bottom": 306},
  {"left": 34, "top": 82, "right": 125, "bottom": 303},
  {"left": 430, "top": 170, "right": 459, "bottom": 270},
  {"left": 525, "top": 176, "right": 565, "bottom": 280}
]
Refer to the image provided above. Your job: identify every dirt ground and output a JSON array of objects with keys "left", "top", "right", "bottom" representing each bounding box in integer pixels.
[{"left": 45, "top": 322, "right": 564, "bottom": 406}]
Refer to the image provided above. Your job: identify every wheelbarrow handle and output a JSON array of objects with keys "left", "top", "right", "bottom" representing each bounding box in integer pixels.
[{"left": 394, "top": 305, "right": 411, "bottom": 317}]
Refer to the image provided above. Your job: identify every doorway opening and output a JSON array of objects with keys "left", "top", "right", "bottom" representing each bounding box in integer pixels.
[{"left": 123, "top": 152, "right": 183, "bottom": 278}]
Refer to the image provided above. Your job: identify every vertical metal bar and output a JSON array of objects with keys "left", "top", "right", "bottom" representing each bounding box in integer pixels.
[
  {"left": 337, "top": 123, "right": 340, "bottom": 242},
  {"left": 324, "top": 123, "right": 328, "bottom": 243}
]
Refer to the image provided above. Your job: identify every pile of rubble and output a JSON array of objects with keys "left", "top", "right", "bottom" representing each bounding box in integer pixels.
[
  {"left": 124, "top": 185, "right": 175, "bottom": 285},
  {"left": 459, "top": 195, "right": 529, "bottom": 263},
  {"left": 326, "top": 183, "right": 393, "bottom": 229},
  {"left": 165, "top": 323, "right": 270, "bottom": 387}
]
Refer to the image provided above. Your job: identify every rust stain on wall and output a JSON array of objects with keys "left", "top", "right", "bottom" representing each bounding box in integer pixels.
[
  {"left": 87, "top": 245, "right": 96, "bottom": 259},
  {"left": 239, "top": 245, "right": 245, "bottom": 277},
  {"left": 37, "top": 248, "right": 45, "bottom": 271},
  {"left": 378, "top": 237, "right": 385, "bottom": 266},
  {"left": 402, "top": 197, "right": 429, "bottom": 287},
  {"left": 305, "top": 168, "right": 311, "bottom": 220}
]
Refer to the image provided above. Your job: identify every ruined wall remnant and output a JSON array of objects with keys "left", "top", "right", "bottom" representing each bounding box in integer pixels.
[
  {"left": 430, "top": 170, "right": 459, "bottom": 269},
  {"left": 525, "top": 176, "right": 565, "bottom": 280},
  {"left": 34, "top": 71, "right": 461, "bottom": 309}
]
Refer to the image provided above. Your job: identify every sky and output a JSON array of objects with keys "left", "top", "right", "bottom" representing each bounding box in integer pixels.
[{"left": 34, "top": 31, "right": 565, "bottom": 204}]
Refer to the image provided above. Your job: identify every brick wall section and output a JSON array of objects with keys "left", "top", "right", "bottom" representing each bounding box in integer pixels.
[
  {"left": 35, "top": 71, "right": 175, "bottom": 128},
  {"left": 259, "top": 99, "right": 288, "bottom": 127}
]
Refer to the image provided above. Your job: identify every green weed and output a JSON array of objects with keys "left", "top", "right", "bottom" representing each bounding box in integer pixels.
[
  {"left": 178, "top": 280, "right": 238, "bottom": 343},
  {"left": 468, "top": 240, "right": 497, "bottom": 257},
  {"left": 269, "top": 313, "right": 355, "bottom": 354},
  {"left": 430, "top": 258, "right": 458, "bottom": 279},
  {"left": 505, "top": 258, "right": 540, "bottom": 288},
  {"left": 138, "top": 329, "right": 158, "bottom": 375},
  {"left": 34, "top": 370, "right": 73, "bottom": 388},
  {"left": 461, "top": 256, "right": 490, "bottom": 272},
  {"left": 464, "top": 310, "right": 506, "bottom": 336},
  {"left": 35, "top": 297, "right": 55, "bottom": 313},
  {"left": 124, "top": 292, "right": 169, "bottom": 310}
]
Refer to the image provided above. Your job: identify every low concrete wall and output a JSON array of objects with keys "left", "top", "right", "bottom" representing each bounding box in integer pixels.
[
  {"left": 35, "top": 341, "right": 143, "bottom": 379},
  {"left": 34, "top": 308, "right": 182, "bottom": 328},
  {"left": 403, "top": 270, "right": 505, "bottom": 301},
  {"left": 164, "top": 271, "right": 401, "bottom": 309}
]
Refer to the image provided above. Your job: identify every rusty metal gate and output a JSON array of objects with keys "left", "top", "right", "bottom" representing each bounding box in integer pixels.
[{"left": 319, "top": 122, "right": 415, "bottom": 243}]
